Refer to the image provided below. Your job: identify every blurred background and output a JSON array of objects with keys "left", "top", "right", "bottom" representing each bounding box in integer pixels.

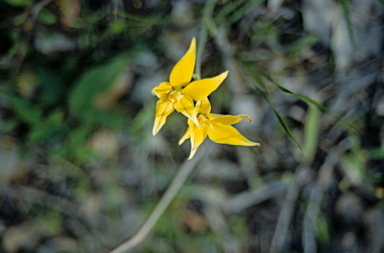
[{"left": 0, "top": 0, "right": 384, "bottom": 252}]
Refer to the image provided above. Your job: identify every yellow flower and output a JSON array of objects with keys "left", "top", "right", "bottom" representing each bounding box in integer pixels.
[
  {"left": 179, "top": 98, "right": 260, "bottom": 159},
  {"left": 152, "top": 37, "right": 228, "bottom": 136}
]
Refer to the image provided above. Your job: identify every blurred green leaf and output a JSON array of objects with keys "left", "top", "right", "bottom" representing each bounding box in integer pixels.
[
  {"left": 340, "top": 0, "right": 356, "bottom": 49},
  {"left": 56, "top": 124, "right": 95, "bottom": 163},
  {"left": 37, "top": 208, "right": 62, "bottom": 234},
  {"left": 368, "top": 147, "right": 384, "bottom": 159},
  {"left": 28, "top": 109, "right": 66, "bottom": 143},
  {"left": 109, "top": 20, "right": 128, "bottom": 35},
  {"left": 246, "top": 69, "right": 268, "bottom": 93},
  {"left": 222, "top": 0, "right": 267, "bottom": 28},
  {"left": 252, "top": 66, "right": 357, "bottom": 135},
  {"left": 251, "top": 21, "right": 279, "bottom": 45},
  {"left": 115, "top": 11, "right": 183, "bottom": 24},
  {"left": 215, "top": 0, "right": 248, "bottom": 24},
  {"left": 255, "top": 79, "right": 304, "bottom": 152},
  {"left": 244, "top": 65, "right": 304, "bottom": 151},
  {"left": 0, "top": 119, "right": 18, "bottom": 133},
  {"left": 5, "top": 91, "right": 42, "bottom": 125},
  {"left": 303, "top": 105, "right": 320, "bottom": 163},
  {"left": 228, "top": 216, "right": 248, "bottom": 238},
  {"left": 283, "top": 34, "right": 318, "bottom": 54},
  {"left": 13, "top": 13, "right": 28, "bottom": 26},
  {"left": 253, "top": 67, "right": 326, "bottom": 111},
  {"left": 4, "top": 0, "right": 32, "bottom": 7},
  {"left": 315, "top": 214, "right": 331, "bottom": 246},
  {"left": 37, "top": 9, "right": 57, "bottom": 25},
  {"left": 37, "top": 66, "right": 66, "bottom": 107},
  {"left": 69, "top": 54, "right": 127, "bottom": 114}
]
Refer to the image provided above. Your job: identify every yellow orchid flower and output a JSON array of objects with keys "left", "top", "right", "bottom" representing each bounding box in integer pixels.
[
  {"left": 179, "top": 97, "right": 260, "bottom": 159},
  {"left": 152, "top": 37, "right": 228, "bottom": 136}
]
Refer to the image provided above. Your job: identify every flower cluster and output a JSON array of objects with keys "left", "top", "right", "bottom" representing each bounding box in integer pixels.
[{"left": 152, "top": 37, "right": 259, "bottom": 159}]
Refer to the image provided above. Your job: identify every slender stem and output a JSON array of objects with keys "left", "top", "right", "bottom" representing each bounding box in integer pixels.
[
  {"left": 195, "top": 0, "right": 216, "bottom": 80},
  {"left": 107, "top": 147, "right": 209, "bottom": 253}
]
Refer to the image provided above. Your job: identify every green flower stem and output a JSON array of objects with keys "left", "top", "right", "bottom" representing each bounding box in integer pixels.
[
  {"left": 195, "top": 0, "right": 216, "bottom": 80},
  {"left": 107, "top": 146, "right": 209, "bottom": 253}
]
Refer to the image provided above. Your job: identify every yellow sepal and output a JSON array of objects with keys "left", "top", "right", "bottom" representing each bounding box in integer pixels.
[
  {"left": 209, "top": 114, "right": 253, "bottom": 125},
  {"left": 152, "top": 98, "right": 175, "bottom": 136},
  {"left": 170, "top": 37, "right": 196, "bottom": 90},
  {"left": 207, "top": 124, "right": 259, "bottom": 146},
  {"left": 174, "top": 95, "right": 199, "bottom": 126},
  {"left": 188, "top": 122, "right": 207, "bottom": 160},
  {"left": 181, "top": 71, "right": 228, "bottom": 101},
  {"left": 152, "top": 82, "right": 173, "bottom": 98}
]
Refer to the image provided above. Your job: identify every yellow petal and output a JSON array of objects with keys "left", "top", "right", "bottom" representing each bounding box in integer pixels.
[
  {"left": 152, "top": 82, "right": 173, "bottom": 98},
  {"left": 169, "top": 37, "right": 196, "bottom": 90},
  {"left": 207, "top": 123, "right": 259, "bottom": 146},
  {"left": 195, "top": 97, "right": 211, "bottom": 115},
  {"left": 179, "top": 124, "right": 191, "bottom": 145},
  {"left": 152, "top": 98, "right": 175, "bottom": 136},
  {"left": 180, "top": 71, "right": 228, "bottom": 101},
  {"left": 209, "top": 114, "right": 253, "bottom": 125},
  {"left": 174, "top": 95, "right": 199, "bottom": 126},
  {"left": 188, "top": 123, "right": 208, "bottom": 159}
]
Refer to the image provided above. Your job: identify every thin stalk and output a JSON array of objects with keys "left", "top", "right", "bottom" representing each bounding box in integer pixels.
[
  {"left": 107, "top": 147, "right": 209, "bottom": 253},
  {"left": 195, "top": 0, "right": 216, "bottom": 80}
]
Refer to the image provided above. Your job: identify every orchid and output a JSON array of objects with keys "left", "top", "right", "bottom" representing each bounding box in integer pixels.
[
  {"left": 179, "top": 98, "right": 260, "bottom": 159},
  {"left": 152, "top": 37, "right": 228, "bottom": 136}
]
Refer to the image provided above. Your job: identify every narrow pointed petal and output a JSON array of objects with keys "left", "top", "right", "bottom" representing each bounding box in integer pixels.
[
  {"left": 152, "top": 82, "right": 173, "bottom": 98},
  {"left": 207, "top": 124, "right": 259, "bottom": 146},
  {"left": 181, "top": 71, "right": 228, "bottom": 101},
  {"left": 152, "top": 98, "right": 175, "bottom": 136},
  {"left": 174, "top": 95, "right": 199, "bottom": 126},
  {"left": 195, "top": 97, "right": 211, "bottom": 115},
  {"left": 170, "top": 37, "right": 196, "bottom": 90},
  {"left": 179, "top": 124, "right": 192, "bottom": 145},
  {"left": 188, "top": 124, "right": 208, "bottom": 159},
  {"left": 209, "top": 114, "right": 253, "bottom": 125}
]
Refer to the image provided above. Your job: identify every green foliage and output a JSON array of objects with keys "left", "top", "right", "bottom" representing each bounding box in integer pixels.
[
  {"left": 3, "top": 50, "right": 136, "bottom": 164},
  {"left": 244, "top": 64, "right": 305, "bottom": 151},
  {"left": 283, "top": 34, "right": 319, "bottom": 54},
  {"left": 303, "top": 106, "right": 321, "bottom": 163},
  {"left": 28, "top": 109, "right": 66, "bottom": 143},
  {"left": 215, "top": 0, "right": 248, "bottom": 25},
  {"left": 5, "top": 91, "right": 42, "bottom": 125},
  {"left": 37, "top": 9, "right": 57, "bottom": 25},
  {"left": 252, "top": 21, "right": 280, "bottom": 45},
  {"left": 69, "top": 54, "right": 131, "bottom": 128},
  {"left": 340, "top": 0, "right": 356, "bottom": 49},
  {"left": 315, "top": 214, "right": 331, "bottom": 246},
  {"left": 4, "top": 0, "right": 32, "bottom": 7},
  {"left": 221, "top": 0, "right": 267, "bottom": 28},
  {"left": 13, "top": 13, "right": 28, "bottom": 26},
  {"left": 69, "top": 55, "right": 127, "bottom": 112},
  {"left": 37, "top": 66, "right": 66, "bottom": 108}
]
